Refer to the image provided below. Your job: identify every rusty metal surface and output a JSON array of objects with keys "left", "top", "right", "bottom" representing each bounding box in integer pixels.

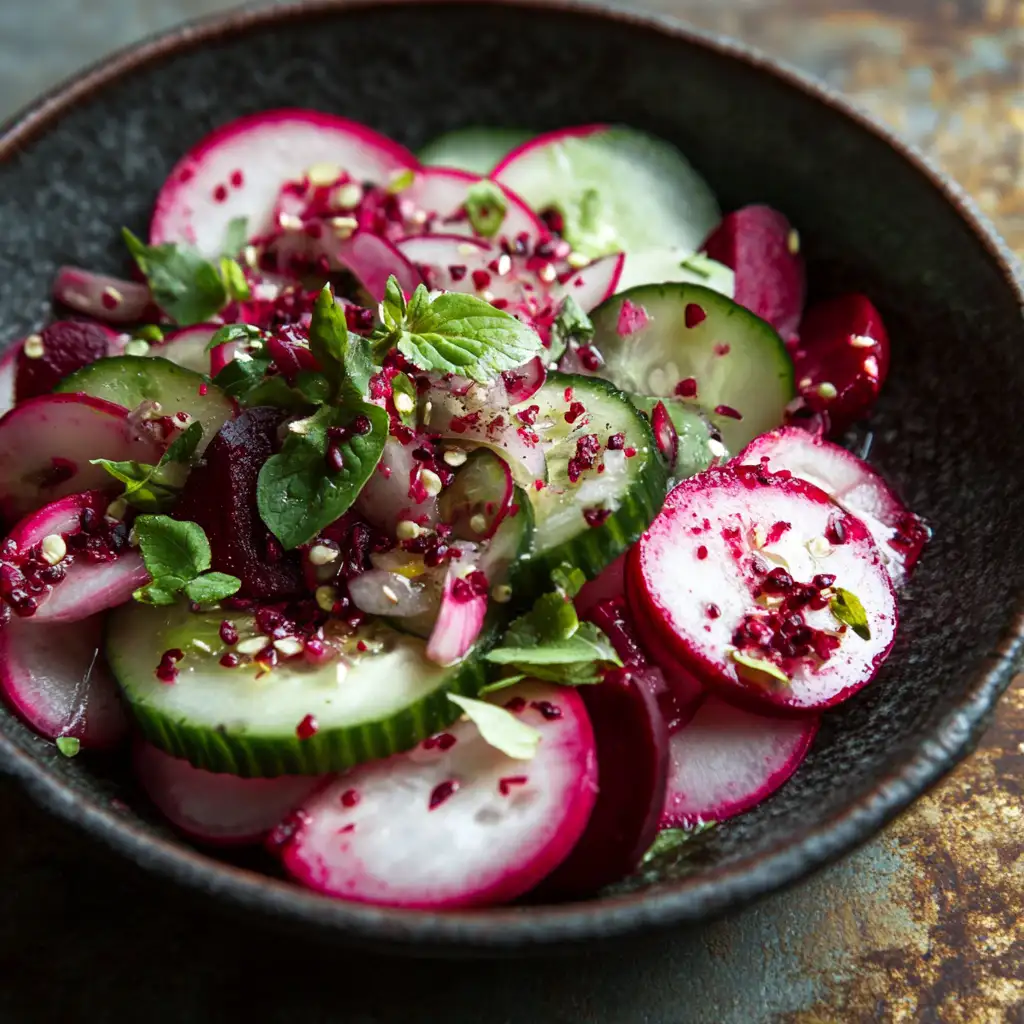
[{"left": 0, "top": 1, "right": 1020, "bottom": 1021}]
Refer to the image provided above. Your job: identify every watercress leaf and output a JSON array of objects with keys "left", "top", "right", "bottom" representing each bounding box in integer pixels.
[
  {"left": 223, "top": 216, "right": 249, "bottom": 257},
  {"left": 133, "top": 576, "right": 188, "bottom": 605},
  {"left": 295, "top": 371, "right": 333, "bottom": 406},
  {"left": 212, "top": 355, "right": 272, "bottom": 399},
  {"left": 308, "top": 284, "right": 347, "bottom": 384},
  {"left": 485, "top": 628, "right": 620, "bottom": 669},
  {"left": 830, "top": 587, "right": 871, "bottom": 641},
  {"left": 161, "top": 421, "right": 203, "bottom": 466},
  {"left": 398, "top": 290, "right": 543, "bottom": 382},
  {"left": 465, "top": 180, "right": 508, "bottom": 238},
  {"left": 391, "top": 371, "right": 418, "bottom": 426},
  {"left": 133, "top": 515, "right": 212, "bottom": 581},
  {"left": 122, "top": 228, "right": 227, "bottom": 325},
  {"left": 447, "top": 693, "right": 540, "bottom": 760},
  {"left": 237, "top": 375, "right": 316, "bottom": 412},
  {"left": 504, "top": 591, "right": 578, "bottom": 648},
  {"left": 90, "top": 458, "right": 154, "bottom": 490},
  {"left": 548, "top": 295, "right": 594, "bottom": 362},
  {"left": 218, "top": 257, "right": 251, "bottom": 301},
  {"left": 257, "top": 402, "right": 388, "bottom": 549},
  {"left": 382, "top": 275, "right": 408, "bottom": 331},
  {"left": 55, "top": 736, "right": 81, "bottom": 758},
  {"left": 184, "top": 572, "right": 242, "bottom": 604},
  {"left": 206, "top": 323, "right": 266, "bottom": 352},
  {"left": 342, "top": 333, "right": 377, "bottom": 404}
]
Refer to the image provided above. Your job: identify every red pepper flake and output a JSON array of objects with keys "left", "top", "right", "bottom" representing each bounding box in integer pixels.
[
  {"left": 606, "top": 432, "right": 625, "bottom": 450},
  {"left": 530, "top": 699, "right": 562, "bottom": 720},
  {"left": 617, "top": 298, "right": 650, "bottom": 336},
  {"left": 356, "top": 640, "right": 368, "bottom": 653},
  {"left": 534, "top": 479, "right": 545, "bottom": 491},
  {"left": 684, "top": 302, "right": 706, "bottom": 328},
  {"left": 624, "top": 446, "right": 637, "bottom": 458},
  {"left": 563, "top": 385, "right": 574, "bottom": 403},
  {"left": 715, "top": 405, "right": 743, "bottom": 420},
  {"left": 767, "top": 521, "right": 791, "bottom": 544},
  {"left": 714, "top": 342, "right": 731, "bottom": 356},
  {"left": 296, "top": 714, "right": 319, "bottom": 740},
  {"left": 516, "top": 404, "right": 539, "bottom": 426},
  {"left": 675, "top": 377, "right": 698, "bottom": 399},
  {"left": 198, "top": 383, "right": 209, "bottom": 397},
  {"left": 498, "top": 775, "right": 528, "bottom": 796},
  {"left": 471, "top": 269, "right": 491, "bottom": 291},
  {"left": 584, "top": 508, "right": 612, "bottom": 528},
  {"left": 564, "top": 400, "right": 587, "bottom": 424},
  {"left": 229, "top": 169, "right": 244, "bottom": 188},
  {"left": 340, "top": 788, "right": 360, "bottom": 808},
  {"left": 505, "top": 696, "right": 527, "bottom": 712},
  {"left": 429, "top": 779, "right": 459, "bottom": 810},
  {"left": 213, "top": 183, "right": 229, "bottom": 203},
  {"left": 697, "top": 545, "right": 708, "bottom": 560}
]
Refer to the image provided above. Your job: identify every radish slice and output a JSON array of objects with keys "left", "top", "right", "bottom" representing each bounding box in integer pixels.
[
  {"left": 150, "top": 109, "right": 419, "bottom": 257},
  {"left": 0, "top": 395, "right": 162, "bottom": 522},
  {"left": 630, "top": 466, "right": 898, "bottom": 712},
  {"left": 134, "top": 742, "right": 325, "bottom": 846},
  {"left": 425, "top": 563, "right": 488, "bottom": 666},
  {"left": 437, "top": 448, "right": 513, "bottom": 541},
  {"left": 276, "top": 681, "right": 598, "bottom": 908},
  {"left": 335, "top": 233, "right": 422, "bottom": 303},
  {"left": 348, "top": 569, "right": 436, "bottom": 619},
  {"left": 737, "top": 427, "right": 928, "bottom": 585},
  {"left": 0, "top": 613, "right": 127, "bottom": 748},
  {"left": 5, "top": 491, "right": 148, "bottom": 623},
  {"left": 539, "top": 665, "right": 669, "bottom": 897},
  {"left": 556, "top": 253, "right": 625, "bottom": 311},
  {"left": 661, "top": 694, "right": 819, "bottom": 828},
  {"left": 52, "top": 267, "right": 155, "bottom": 324},
  {"left": 154, "top": 323, "right": 220, "bottom": 375},
  {"left": 356, "top": 436, "right": 440, "bottom": 533},
  {"left": 0, "top": 345, "right": 17, "bottom": 418},
  {"left": 15, "top": 321, "right": 118, "bottom": 403},
  {"left": 501, "top": 356, "right": 546, "bottom": 405}
]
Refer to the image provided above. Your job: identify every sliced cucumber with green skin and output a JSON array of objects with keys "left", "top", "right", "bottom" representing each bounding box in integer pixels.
[
  {"left": 514, "top": 372, "right": 668, "bottom": 591},
  {"left": 588, "top": 284, "right": 794, "bottom": 452},
  {"left": 106, "top": 602, "right": 494, "bottom": 776},
  {"left": 418, "top": 127, "right": 533, "bottom": 176},
  {"left": 54, "top": 356, "right": 233, "bottom": 453},
  {"left": 632, "top": 396, "right": 719, "bottom": 482},
  {"left": 493, "top": 126, "right": 720, "bottom": 258},
  {"left": 617, "top": 251, "right": 734, "bottom": 297}
]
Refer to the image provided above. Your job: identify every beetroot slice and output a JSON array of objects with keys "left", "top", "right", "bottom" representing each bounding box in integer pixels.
[
  {"left": 538, "top": 665, "right": 669, "bottom": 897},
  {"left": 701, "top": 205, "right": 805, "bottom": 345},
  {"left": 15, "top": 321, "right": 117, "bottom": 403},
  {"left": 661, "top": 694, "right": 818, "bottom": 828},
  {"left": 0, "top": 612, "right": 128, "bottom": 749},
  {"left": 791, "top": 293, "right": 890, "bottom": 435},
  {"left": 276, "top": 681, "right": 598, "bottom": 908},
  {"left": 630, "top": 465, "right": 897, "bottom": 713},
  {"left": 173, "top": 407, "right": 304, "bottom": 600}
]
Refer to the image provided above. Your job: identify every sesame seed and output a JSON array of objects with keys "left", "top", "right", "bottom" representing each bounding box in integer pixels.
[
  {"left": 243, "top": 244, "right": 259, "bottom": 268},
  {"left": 708, "top": 438, "right": 728, "bottom": 459},
  {"left": 816, "top": 382, "right": 838, "bottom": 400},
  {"left": 798, "top": 376, "right": 813, "bottom": 390},
  {"left": 849, "top": 334, "right": 875, "bottom": 348},
  {"left": 329, "top": 216, "right": 358, "bottom": 239},
  {"left": 192, "top": 640, "right": 212, "bottom": 654},
  {"left": 382, "top": 585, "right": 400, "bottom": 605},
  {"left": 420, "top": 468, "right": 443, "bottom": 496},
  {"left": 423, "top": 400, "right": 433, "bottom": 425},
  {"left": 491, "top": 584, "right": 513, "bottom": 604},
  {"left": 566, "top": 251, "right": 591, "bottom": 269},
  {"left": 273, "top": 637, "right": 305, "bottom": 657},
  {"left": 102, "top": 285, "right": 123, "bottom": 306},
  {"left": 331, "top": 182, "right": 363, "bottom": 210},
  {"left": 807, "top": 536, "right": 832, "bottom": 558},
  {"left": 443, "top": 448, "right": 467, "bottom": 467},
  {"left": 315, "top": 585, "right": 338, "bottom": 612},
  {"left": 469, "top": 513, "right": 489, "bottom": 534},
  {"left": 396, "top": 520, "right": 423, "bottom": 541},
  {"left": 308, "top": 544, "right": 338, "bottom": 566},
  {"left": 863, "top": 356, "right": 880, "bottom": 379},
  {"left": 105, "top": 498, "right": 127, "bottom": 521},
  {"left": 306, "top": 162, "right": 341, "bottom": 187},
  {"left": 236, "top": 636, "right": 271, "bottom": 655},
  {"left": 496, "top": 254, "right": 513, "bottom": 276},
  {"left": 538, "top": 263, "right": 557, "bottom": 284},
  {"left": 278, "top": 213, "right": 304, "bottom": 232},
  {"left": 787, "top": 229, "right": 800, "bottom": 255},
  {"left": 23, "top": 334, "right": 44, "bottom": 359},
  {"left": 394, "top": 391, "right": 415, "bottom": 415},
  {"left": 40, "top": 534, "right": 67, "bottom": 565}
]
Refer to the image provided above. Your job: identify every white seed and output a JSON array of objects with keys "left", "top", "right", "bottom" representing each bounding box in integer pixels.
[
  {"left": 381, "top": 585, "right": 400, "bottom": 605},
  {"left": 751, "top": 525, "right": 767, "bottom": 549},
  {"left": 798, "top": 376, "right": 813, "bottom": 390},
  {"left": 481, "top": 290, "right": 496, "bottom": 303},
  {"left": 394, "top": 391, "right": 415, "bottom": 415},
  {"left": 273, "top": 637, "right": 305, "bottom": 657},
  {"left": 308, "top": 544, "right": 338, "bottom": 566},
  {"left": 243, "top": 244, "right": 260, "bottom": 269},
  {"left": 396, "top": 520, "right": 423, "bottom": 541},
  {"left": 40, "top": 534, "right": 67, "bottom": 565},
  {"left": 708, "top": 438, "right": 728, "bottom": 460},
  {"left": 457, "top": 243, "right": 479, "bottom": 256},
  {"left": 236, "top": 636, "right": 271, "bottom": 655},
  {"left": 423, "top": 400, "right": 433, "bottom": 426},
  {"left": 277, "top": 212, "right": 304, "bottom": 232},
  {"left": 495, "top": 254, "right": 513, "bottom": 277},
  {"left": 23, "top": 334, "right": 44, "bottom": 359},
  {"left": 123, "top": 339, "right": 150, "bottom": 356},
  {"left": 787, "top": 229, "right": 801, "bottom": 255},
  {"left": 102, "top": 285, "right": 124, "bottom": 307},
  {"left": 306, "top": 162, "right": 342, "bottom": 187},
  {"left": 315, "top": 585, "right": 338, "bottom": 612},
  {"left": 329, "top": 216, "right": 358, "bottom": 239},
  {"left": 491, "top": 584, "right": 513, "bottom": 604},
  {"left": 863, "top": 356, "right": 880, "bottom": 379},
  {"left": 331, "top": 182, "right": 363, "bottom": 210},
  {"left": 443, "top": 449, "right": 467, "bottom": 467},
  {"left": 566, "top": 251, "right": 591, "bottom": 269},
  {"left": 105, "top": 498, "right": 128, "bottom": 522},
  {"left": 419, "top": 468, "right": 443, "bottom": 497},
  {"left": 849, "top": 334, "right": 875, "bottom": 348},
  {"left": 192, "top": 639, "right": 212, "bottom": 654},
  {"left": 410, "top": 209, "right": 429, "bottom": 227},
  {"left": 538, "top": 263, "right": 557, "bottom": 284},
  {"left": 807, "top": 536, "right": 832, "bottom": 558},
  {"left": 469, "top": 513, "right": 489, "bottom": 535},
  {"left": 816, "top": 382, "right": 838, "bottom": 400}
]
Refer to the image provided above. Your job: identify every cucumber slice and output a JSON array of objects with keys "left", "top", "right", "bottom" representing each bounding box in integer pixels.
[
  {"left": 54, "top": 356, "right": 233, "bottom": 453},
  {"left": 588, "top": 284, "right": 794, "bottom": 452},
  {"left": 106, "top": 601, "right": 493, "bottom": 776},
  {"left": 617, "top": 251, "right": 734, "bottom": 297},
  {"left": 515, "top": 372, "right": 667, "bottom": 589},
  {"left": 632, "top": 396, "right": 718, "bottom": 481},
  {"left": 419, "top": 127, "right": 533, "bottom": 176},
  {"left": 493, "top": 126, "right": 719, "bottom": 258}
]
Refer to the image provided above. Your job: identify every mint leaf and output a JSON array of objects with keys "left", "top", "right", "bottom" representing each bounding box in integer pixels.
[
  {"left": 448, "top": 694, "right": 540, "bottom": 760},
  {"left": 223, "top": 216, "right": 249, "bottom": 257},
  {"left": 207, "top": 323, "right": 266, "bottom": 352},
  {"left": 184, "top": 572, "right": 242, "bottom": 604},
  {"left": 549, "top": 295, "right": 594, "bottom": 362},
  {"left": 123, "top": 228, "right": 226, "bottom": 325},
  {"left": 257, "top": 402, "right": 388, "bottom": 549},
  {"left": 382, "top": 276, "right": 407, "bottom": 331},
  {"left": 393, "top": 284, "right": 543, "bottom": 382},
  {"left": 219, "top": 257, "right": 251, "bottom": 301},
  {"left": 465, "top": 181, "right": 507, "bottom": 238},
  {"left": 830, "top": 587, "right": 871, "bottom": 641},
  {"left": 134, "top": 515, "right": 211, "bottom": 580}
]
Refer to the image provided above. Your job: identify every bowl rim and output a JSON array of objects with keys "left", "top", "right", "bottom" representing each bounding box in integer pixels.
[{"left": 2, "top": 0, "right": 1023, "bottom": 950}]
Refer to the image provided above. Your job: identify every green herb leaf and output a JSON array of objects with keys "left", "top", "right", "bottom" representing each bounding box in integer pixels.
[
  {"left": 487, "top": 623, "right": 620, "bottom": 675},
  {"left": 133, "top": 324, "right": 165, "bottom": 344},
  {"left": 641, "top": 823, "right": 716, "bottom": 865},
  {"left": 447, "top": 693, "right": 540, "bottom": 760},
  {"left": 257, "top": 402, "right": 388, "bottom": 549},
  {"left": 465, "top": 180, "right": 508, "bottom": 238},
  {"left": 219, "top": 257, "right": 251, "bottom": 301},
  {"left": 478, "top": 673, "right": 529, "bottom": 695},
  {"left": 206, "top": 323, "right": 266, "bottom": 352},
  {"left": 387, "top": 168, "right": 416, "bottom": 194},
  {"left": 731, "top": 650, "right": 791, "bottom": 686},
  {"left": 212, "top": 355, "right": 272, "bottom": 399},
  {"left": 134, "top": 515, "right": 212, "bottom": 581},
  {"left": 55, "top": 736, "right": 81, "bottom": 757},
  {"left": 830, "top": 587, "right": 871, "bottom": 641},
  {"left": 391, "top": 371, "right": 418, "bottom": 426},
  {"left": 391, "top": 282, "right": 543, "bottom": 383},
  {"left": 223, "top": 216, "right": 249, "bottom": 257},
  {"left": 133, "top": 576, "right": 188, "bottom": 605},
  {"left": 308, "top": 284, "right": 347, "bottom": 385},
  {"left": 504, "top": 590, "right": 580, "bottom": 647},
  {"left": 162, "top": 420, "right": 203, "bottom": 465},
  {"left": 184, "top": 572, "right": 242, "bottom": 604},
  {"left": 122, "top": 228, "right": 227, "bottom": 325},
  {"left": 551, "top": 562, "right": 587, "bottom": 600},
  {"left": 382, "top": 276, "right": 408, "bottom": 331},
  {"left": 548, "top": 295, "right": 594, "bottom": 362}
]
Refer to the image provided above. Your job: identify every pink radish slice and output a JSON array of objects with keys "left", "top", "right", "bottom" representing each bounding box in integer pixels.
[
  {"left": 277, "top": 681, "right": 598, "bottom": 908},
  {"left": 437, "top": 448, "right": 514, "bottom": 541},
  {"left": 502, "top": 356, "right": 546, "bottom": 404},
  {"left": 701, "top": 205, "right": 805, "bottom": 345},
  {"left": 356, "top": 435, "right": 440, "bottom": 533},
  {"left": 660, "top": 694, "right": 818, "bottom": 829},
  {"left": 791, "top": 293, "right": 890, "bottom": 435},
  {"left": 630, "top": 466, "right": 897, "bottom": 713},
  {"left": 153, "top": 323, "right": 220, "bottom": 375},
  {"left": 53, "top": 267, "right": 155, "bottom": 324},
  {"left": 5, "top": 491, "right": 147, "bottom": 623},
  {"left": 0, "top": 394, "right": 162, "bottom": 522},
  {"left": 425, "top": 563, "right": 488, "bottom": 666},
  {"left": 134, "top": 742, "right": 325, "bottom": 845},
  {"left": 150, "top": 109, "right": 419, "bottom": 257},
  {"left": 556, "top": 253, "right": 625, "bottom": 312},
  {"left": 539, "top": 665, "right": 669, "bottom": 897},
  {"left": 15, "top": 321, "right": 118, "bottom": 403},
  {"left": 336, "top": 233, "right": 422, "bottom": 303},
  {"left": 737, "top": 427, "right": 928, "bottom": 585},
  {"left": 0, "top": 613, "right": 127, "bottom": 748}
]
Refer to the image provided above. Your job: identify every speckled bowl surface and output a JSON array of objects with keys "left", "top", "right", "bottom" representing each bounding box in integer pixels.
[{"left": 0, "top": 0, "right": 1021, "bottom": 953}]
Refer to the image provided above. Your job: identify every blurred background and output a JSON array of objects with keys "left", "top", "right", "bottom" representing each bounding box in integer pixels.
[{"left": 0, "top": 2, "right": 1021, "bottom": 1022}]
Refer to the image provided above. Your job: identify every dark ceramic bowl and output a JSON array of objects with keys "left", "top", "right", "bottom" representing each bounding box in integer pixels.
[{"left": 0, "top": 0, "right": 1021, "bottom": 953}]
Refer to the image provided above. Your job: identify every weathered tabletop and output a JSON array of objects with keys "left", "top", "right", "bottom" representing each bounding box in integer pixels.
[{"left": 0, "top": 1, "right": 1020, "bottom": 1021}]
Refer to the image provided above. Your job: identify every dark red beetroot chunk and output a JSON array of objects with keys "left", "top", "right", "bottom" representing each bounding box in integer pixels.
[
  {"left": 701, "top": 205, "right": 805, "bottom": 345},
  {"left": 791, "top": 293, "right": 890, "bottom": 436},
  {"left": 537, "top": 664, "right": 669, "bottom": 898},
  {"left": 173, "top": 407, "right": 304, "bottom": 600},
  {"left": 15, "top": 322, "right": 112, "bottom": 403}
]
